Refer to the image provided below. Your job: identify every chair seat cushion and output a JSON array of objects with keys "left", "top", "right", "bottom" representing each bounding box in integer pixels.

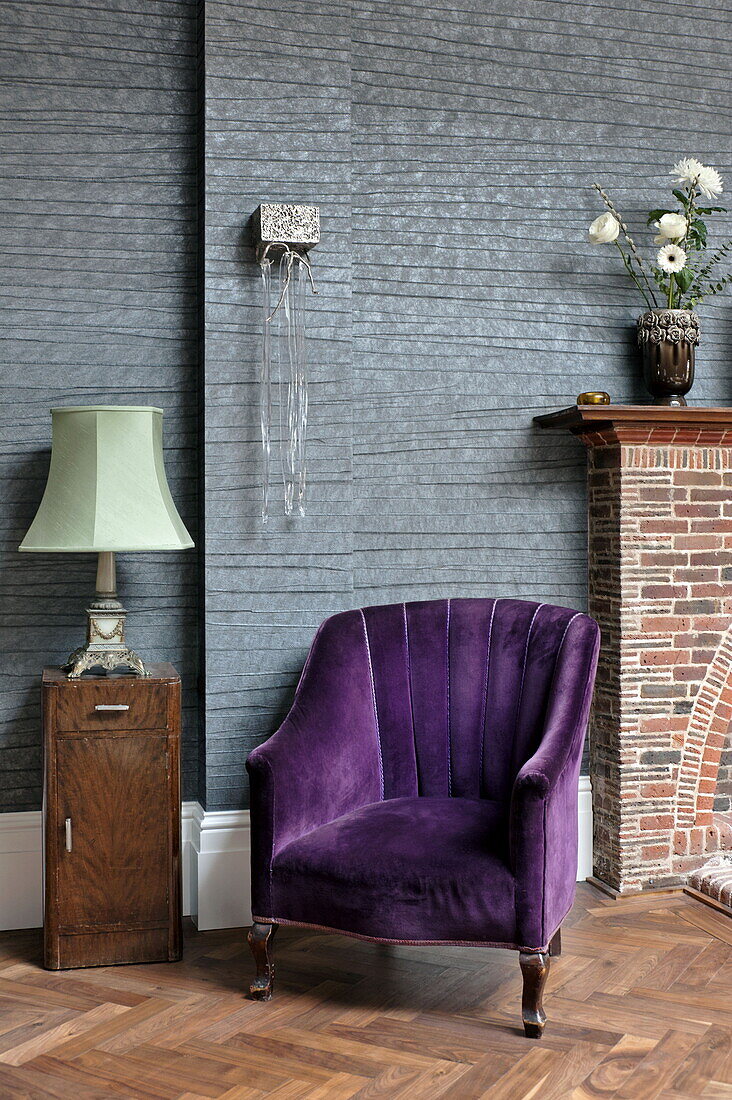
[{"left": 269, "top": 797, "right": 517, "bottom": 945}]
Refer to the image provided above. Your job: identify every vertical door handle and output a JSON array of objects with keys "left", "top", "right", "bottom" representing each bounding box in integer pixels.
[{"left": 65, "top": 817, "right": 72, "bottom": 852}]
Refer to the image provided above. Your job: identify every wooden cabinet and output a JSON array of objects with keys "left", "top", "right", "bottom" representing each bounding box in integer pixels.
[{"left": 42, "top": 664, "right": 182, "bottom": 969}]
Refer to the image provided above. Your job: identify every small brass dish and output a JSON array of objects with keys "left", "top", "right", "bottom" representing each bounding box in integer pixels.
[{"left": 577, "top": 392, "right": 611, "bottom": 405}]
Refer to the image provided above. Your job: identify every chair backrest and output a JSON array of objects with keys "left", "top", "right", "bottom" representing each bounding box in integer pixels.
[{"left": 354, "top": 597, "right": 589, "bottom": 803}]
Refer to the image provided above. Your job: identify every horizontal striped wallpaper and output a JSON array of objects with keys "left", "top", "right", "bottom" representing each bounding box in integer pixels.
[
  {"left": 200, "top": 0, "right": 732, "bottom": 809},
  {"left": 2, "top": 0, "right": 731, "bottom": 812},
  {"left": 0, "top": 0, "right": 199, "bottom": 810}
]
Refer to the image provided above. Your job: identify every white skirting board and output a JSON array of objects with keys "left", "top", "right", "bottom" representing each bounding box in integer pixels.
[
  {"left": 0, "top": 812, "right": 43, "bottom": 932},
  {"left": 0, "top": 776, "right": 593, "bottom": 932},
  {"left": 187, "top": 802, "right": 251, "bottom": 931},
  {"left": 576, "top": 774, "right": 593, "bottom": 883}
]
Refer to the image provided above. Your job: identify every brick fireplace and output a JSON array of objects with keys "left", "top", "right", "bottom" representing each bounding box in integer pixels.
[{"left": 537, "top": 406, "right": 732, "bottom": 898}]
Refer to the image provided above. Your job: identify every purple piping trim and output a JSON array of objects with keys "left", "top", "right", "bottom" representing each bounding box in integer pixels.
[
  {"left": 403, "top": 602, "right": 418, "bottom": 795},
  {"left": 251, "top": 914, "right": 547, "bottom": 952},
  {"left": 539, "top": 611, "right": 582, "bottom": 943},
  {"left": 479, "top": 598, "right": 499, "bottom": 798},
  {"left": 544, "top": 612, "right": 584, "bottom": 789},
  {"left": 294, "top": 619, "right": 326, "bottom": 693},
  {"left": 263, "top": 755, "right": 276, "bottom": 912},
  {"left": 359, "top": 608, "right": 385, "bottom": 800},
  {"left": 514, "top": 602, "right": 545, "bottom": 740},
  {"left": 554, "top": 614, "right": 582, "bottom": 676},
  {"left": 446, "top": 598, "right": 452, "bottom": 796},
  {"left": 541, "top": 797, "right": 548, "bottom": 945}
]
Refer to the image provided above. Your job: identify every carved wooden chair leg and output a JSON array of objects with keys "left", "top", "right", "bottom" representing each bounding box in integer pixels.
[
  {"left": 549, "top": 928, "right": 562, "bottom": 956},
  {"left": 519, "top": 951, "right": 550, "bottom": 1038},
  {"left": 248, "top": 922, "right": 278, "bottom": 1001}
]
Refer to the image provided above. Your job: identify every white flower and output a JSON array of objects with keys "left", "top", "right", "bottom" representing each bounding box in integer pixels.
[
  {"left": 657, "top": 243, "right": 687, "bottom": 273},
  {"left": 589, "top": 212, "right": 620, "bottom": 244},
  {"left": 671, "top": 157, "right": 723, "bottom": 198},
  {"left": 672, "top": 157, "right": 705, "bottom": 185},
  {"left": 653, "top": 212, "right": 687, "bottom": 243},
  {"left": 697, "top": 164, "right": 723, "bottom": 199}
]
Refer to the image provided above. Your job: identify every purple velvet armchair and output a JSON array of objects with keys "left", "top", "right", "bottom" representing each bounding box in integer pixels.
[{"left": 246, "top": 598, "right": 599, "bottom": 1037}]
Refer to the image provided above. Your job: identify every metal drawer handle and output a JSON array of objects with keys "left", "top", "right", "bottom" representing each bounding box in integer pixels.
[
  {"left": 65, "top": 817, "right": 72, "bottom": 852},
  {"left": 94, "top": 704, "right": 130, "bottom": 711}
]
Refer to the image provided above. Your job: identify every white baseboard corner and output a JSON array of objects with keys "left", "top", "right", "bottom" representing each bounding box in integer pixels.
[
  {"left": 0, "top": 812, "right": 43, "bottom": 932},
  {"left": 188, "top": 803, "right": 252, "bottom": 931},
  {"left": 0, "top": 779, "right": 592, "bottom": 933},
  {"left": 577, "top": 774, "right": 593, "bottom": 882}
]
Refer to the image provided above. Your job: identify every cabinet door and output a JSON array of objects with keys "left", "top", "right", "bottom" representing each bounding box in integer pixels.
[{"left": 55, "top": 734, "right": 170, "bottom": 929}]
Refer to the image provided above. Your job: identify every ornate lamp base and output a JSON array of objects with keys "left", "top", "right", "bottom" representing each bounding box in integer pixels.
[{"left": 63, "top": 553, "right": 148, "bottom": 679}]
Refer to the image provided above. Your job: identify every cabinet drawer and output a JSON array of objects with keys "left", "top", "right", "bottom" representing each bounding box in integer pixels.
[{"left": 54, "top": 681, "right": 169, "bottom": 732}]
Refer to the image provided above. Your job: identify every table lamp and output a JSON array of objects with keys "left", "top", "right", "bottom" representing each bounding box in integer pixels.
[{"left": 19, "top": 405, "right": 194, "bottom": 678}]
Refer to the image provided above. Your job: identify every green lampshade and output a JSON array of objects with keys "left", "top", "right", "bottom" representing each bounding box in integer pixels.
[{"left": 19, "top": 406, "right": 194, "bottom": 553}]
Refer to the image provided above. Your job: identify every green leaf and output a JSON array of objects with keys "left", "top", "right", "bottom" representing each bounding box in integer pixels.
[
  {"left": 687, "top": 220, "right": 708, "bottom": 252},
  {"left": 651, "top": 266, "right": 669, "bottom": 293},
  {"left": 672, "top": 189, "right": 689, "bottom": 205},
  {"left": 646, "top": 208, "right": 674, "bottom": 224},
  {"left": 676, "top": 268, "right": 694, "bottom": 293},
  {"left": 697, "top": 206, "right": 727, "bottom": 214}
]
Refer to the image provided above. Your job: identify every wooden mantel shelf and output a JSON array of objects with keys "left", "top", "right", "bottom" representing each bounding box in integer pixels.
[{"left": 534, "top": 404, "right": 732, "bottom": 434}]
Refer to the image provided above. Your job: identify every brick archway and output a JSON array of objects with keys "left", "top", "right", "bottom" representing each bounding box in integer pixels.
[
  {"left": 672, "top": 622, "right": 732, "bottom": 873},
  {"left": 675, "top": 621, "right": 732, "bottom": 830}
]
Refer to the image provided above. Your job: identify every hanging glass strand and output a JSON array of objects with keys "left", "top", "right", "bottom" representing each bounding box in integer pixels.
[
  {"left": 279, "top": 251, "right": 295, "bottom": 515},
  {"left": 259, "top": 246, "right": 312, "bottom": 521},
  {"left": 259, "top": 258, "right": 273, "bottom": 522},
  {"left": 293, "top": 259, "right": 308, "bottom": 514}
]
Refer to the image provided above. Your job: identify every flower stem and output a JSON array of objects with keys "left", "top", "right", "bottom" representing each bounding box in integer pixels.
[
  {"left": 614, "top": 241, "right": 654, "bottom": 310},
  {"left": 682, "top": 183, "right": 697, "bottom": 253},
  {"left": 678, "top": 182, "right": 698, "bottom": 309},
  {"left": 594, "top": 183, "right": 659, "bottom": 307},
  {"left": 668, "top": 273, "right": 674, "bottom": 308}
]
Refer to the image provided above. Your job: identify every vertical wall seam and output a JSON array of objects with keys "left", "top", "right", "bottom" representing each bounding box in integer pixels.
[
  {"left": 479, "top": 598, "right": 499, "bottom": 798},
  {"left": 403, "top": 602, "right": 418, "bottom": 796},
  {"left": 446, "top": 598, "right": 452, "bottom": 797},
  {"left": 359, "top": 608, "right": 384, "bottom": 800}
]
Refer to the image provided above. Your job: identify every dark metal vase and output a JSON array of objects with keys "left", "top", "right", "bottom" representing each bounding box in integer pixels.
[{"left": 637, "top": 309, "right": 699, "bottom": 406}]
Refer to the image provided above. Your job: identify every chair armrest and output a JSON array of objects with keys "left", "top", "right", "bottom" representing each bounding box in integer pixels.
[
  {"left": 510, "top": 614, "right": 600, "bottom": 948},
  {"left": 246, "top": 610, "right": 383, "bottom": 917}
]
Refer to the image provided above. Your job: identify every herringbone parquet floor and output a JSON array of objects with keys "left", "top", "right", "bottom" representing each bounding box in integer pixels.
[{"left": 1, "top": 885, "right": 732, "bottom": 1098}]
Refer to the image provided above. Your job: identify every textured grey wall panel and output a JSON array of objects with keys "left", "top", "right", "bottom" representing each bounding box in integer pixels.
[
  {"left": 0, "top": 0, "right": 199, "bottom": 810},
  {"left": 3, "top": 0, "right": 732, "bottom": 813},
  {"left": 202, "top": 0, "right": 732, "bottom": 809},
  {"left": 351, "top": 0, "right": 732, "bottom": 608},
  {"left": 201, "top": 1, "right": 353, "bottom": 808}
]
